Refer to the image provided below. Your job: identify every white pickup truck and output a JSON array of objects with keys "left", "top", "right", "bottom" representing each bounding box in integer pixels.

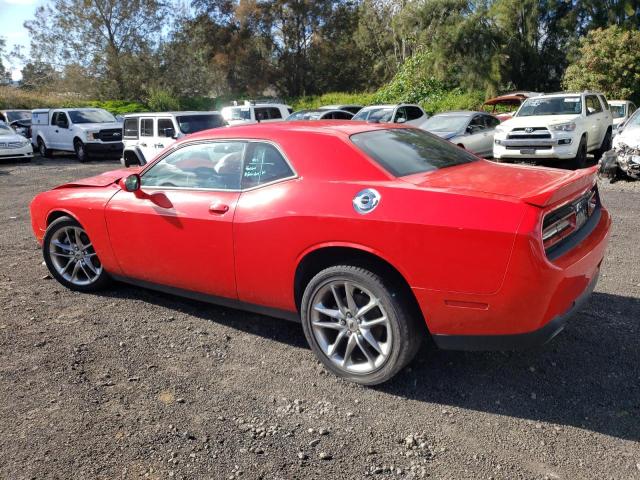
[{"left": 31, "top": 108, "right": 124, "bottom": 162}]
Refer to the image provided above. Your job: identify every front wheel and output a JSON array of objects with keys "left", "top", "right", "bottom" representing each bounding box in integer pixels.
[
  {"left": 74, "top": 139, "right": 89, "bottom": 162},
  {"left": 43, "top": 216, "right": 110, "bottom": 292},
  {"left": 38, "top": 138, "right": 52, "bottom": 158},
  {"left": 572, "top": 136, "right": 587, "bottom": 169},
  {"left": 301, "top": 265, "right": 423, "bottom": 385}
]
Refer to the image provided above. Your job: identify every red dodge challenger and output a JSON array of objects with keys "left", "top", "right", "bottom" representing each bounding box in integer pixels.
[{"left": 30, "top": 122, "right": 611, "bottom": 385}]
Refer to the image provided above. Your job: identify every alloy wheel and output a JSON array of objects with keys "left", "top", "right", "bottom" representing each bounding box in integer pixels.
[
  {"left": 48, "top": 226, "right": 102, "bottom": 286},
  {"left": 309, "top": 280, "right": 392, "bottom": 375}
]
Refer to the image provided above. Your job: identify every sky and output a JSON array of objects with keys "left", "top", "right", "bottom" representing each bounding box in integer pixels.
[{"left": 0, "top": 0, "right": 47, "bottom": 80}]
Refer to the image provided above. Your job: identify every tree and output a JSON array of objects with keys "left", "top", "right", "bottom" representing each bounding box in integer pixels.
[
  {"left": 0, "top": 37, "right": 13, "bottom": 85},
  {"left": 24, "top": 0, "right": 169, "bottom": 99},
  {"left": 20, "top": 62, "right": 60, "bottom": 90},
  {"left": 563, "top": 25, "right": 640, "bottom": 103}
]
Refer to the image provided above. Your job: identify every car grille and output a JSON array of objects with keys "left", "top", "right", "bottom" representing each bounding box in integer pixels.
[
  {"left": 98, "top": 129, "right": 123, "bottom": 142},
  {"left": 507, "top": 127, "right": 551, "bottom": 140},
  {"left": 0, "top": 141, "right": 26, "bottom": 149}
]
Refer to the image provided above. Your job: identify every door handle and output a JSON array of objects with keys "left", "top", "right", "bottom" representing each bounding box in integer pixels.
[
  {"left": 140, "top": 142, "right": 147, "bottom": 147},
  {"left": 209, "top": 202, "right": 229, "bottom": 214},
  {"left": 55, "top": 130, "right": 59, "bottom": 133},
  {"left": 155, "top": 144, "right": 164, "bottom": 148}
]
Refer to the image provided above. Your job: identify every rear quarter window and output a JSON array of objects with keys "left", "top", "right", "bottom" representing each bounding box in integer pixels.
[{"left": 351, "top": 128, "right": 477, "bottom": 177}]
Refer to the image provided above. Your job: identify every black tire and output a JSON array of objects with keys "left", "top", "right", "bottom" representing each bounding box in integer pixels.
[
  {"left": 572, "top": 136, "right": 587, "bottom": 169},
  {"left": 594, "top": 129, "right": 612, "bottom": 161},
  {"left": 38, "top": 138, "right": 52, "bottom": 158},
  {"left": 301, "top": 265, "right": 423, "bottom": 385},
  {"left": 43, "top": 216, "right": 111, "bottom": 292},
  {"left": 74, "top": 139, "right": 89, "bottom": 162}
]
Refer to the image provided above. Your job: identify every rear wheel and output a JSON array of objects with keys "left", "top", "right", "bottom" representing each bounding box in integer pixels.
[
  {"left": 74, "top": 139, "right": 89, "bottom": 162},
  {"left": 43, "top": 217, "right": 110, "bottom": 292},
  {"left": 38, "top": 138, "right": 52, "bottom": 158},
  {"left": 572, "top": 136, "right": 587, "bottom": 169},
  {"left": 301, "top": 265, "right": 423, "bottom": 385}
]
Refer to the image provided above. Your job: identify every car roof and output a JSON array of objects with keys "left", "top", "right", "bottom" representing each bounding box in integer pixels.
[
  {"left": 608, "top": 100, "right": 630, "bottom": 105},
  {"left": 319, "top": 104, "right": 362, "bottom": 109},
  {"left": 185, "top": 120, "right": 410, "bottom": 142},
  {"left": 123, "top": 111, "right": 221, "bottom": 117},
  {"left": 431, "top": 110, "right": 481, "bottom": 117},
  {"left": 222, "top": 104, "right": 290, "bottom": 109}
]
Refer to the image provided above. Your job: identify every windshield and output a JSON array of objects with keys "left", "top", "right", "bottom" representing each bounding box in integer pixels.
[
  {"left": 353, "top": 107, "right": 394, "bottom": 123},
  {"left": 0, "top": 124, "right": 15, "bottom": 135},
  {"left": 176, "top": 114, "right": 226, "bottom": 134},
  {"left": 287, "top": 110, "right": 323, "bottom": 121},
  {"left": 423, "top": 115, "right": 469, "bottom": 132},
  {"left": 68, "top": 109, "right": 117, "bottom": 124},
  {"left": 6, "top": 111, "right": 31, "bottom": 122},
  {"left": 517, "top": 97, "right": 582, "bottom": 116},
  {"left": 610, "top": 104, "right": 626, "bottom": 119},
  {"left": 222, "top": 107, "right": 251, "bottom": 121},
  {"left": 351, "top": 128, "right": 477, "bottom": 177}
]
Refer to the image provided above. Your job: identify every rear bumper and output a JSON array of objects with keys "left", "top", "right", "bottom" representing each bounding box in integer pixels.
[
  {"left": 431, "top": 269, "right": 599, "bottom": 351},
  {"left": 86, "top": 142, "right": 124, "bottom": 155}
]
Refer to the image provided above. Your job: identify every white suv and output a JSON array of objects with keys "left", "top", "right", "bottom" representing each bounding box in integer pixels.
[
  {"left": 221, "top": 101, "right": 292, "bottom": 126},
  {"left": 121, "top": 111, "right": 226, "bottom": 166},
  {"left": 493, "top": 92, "right": 613, "bottom": 168}
]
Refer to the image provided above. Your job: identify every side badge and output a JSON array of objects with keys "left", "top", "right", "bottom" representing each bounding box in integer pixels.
[{"left": 353, "top": 188, "right": 381, "bottom": 214}]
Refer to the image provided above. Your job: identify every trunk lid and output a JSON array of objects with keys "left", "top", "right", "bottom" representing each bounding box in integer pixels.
[{"left": 401, "top": 160, "right": 597, "bottom": 207}]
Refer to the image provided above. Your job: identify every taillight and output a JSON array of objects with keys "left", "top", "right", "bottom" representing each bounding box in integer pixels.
[{"left": 541, "top": 186, "right": 599, "bottom": 253}]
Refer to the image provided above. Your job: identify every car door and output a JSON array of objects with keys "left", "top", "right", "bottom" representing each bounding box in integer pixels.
[
  {"left": 585, "top": 95, "right": 604, "bottom": 149},
  {"left": 54, "top": 112, "right": 74, "bottom": 151},
  {"left": 463, "top": 115, "right": 489, "bottom": 155},
  {"left": 481, "top": 114, "right": 500, "bottom": 157},
  {"left": 393, "top": 107, "right": 408, "bottom": 124},
  {"left": 105, "top": 140, "right": 245, "bottom": 298},
  {"left": 138, "top": 117, "right": 157, "bottom": 161},
  {"left": 155, "top": 117, "right": 176, "bottom": 152},
  {"left": 405, "top": 106, "right": 426, "bottom": 126}
]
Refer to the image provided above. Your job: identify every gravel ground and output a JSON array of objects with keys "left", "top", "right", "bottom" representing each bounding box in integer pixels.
[{"left": 0, "top": 155, "right": 638, "bottom": 480}]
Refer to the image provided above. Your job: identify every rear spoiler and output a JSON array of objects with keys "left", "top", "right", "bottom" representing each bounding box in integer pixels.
[{"left": 523, "top": 166, "right": 598, "bottom": 208}]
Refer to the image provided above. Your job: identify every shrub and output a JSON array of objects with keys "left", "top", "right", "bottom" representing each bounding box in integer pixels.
[{"left": 146, "top": 88, "right": 181, "bottom": 112}]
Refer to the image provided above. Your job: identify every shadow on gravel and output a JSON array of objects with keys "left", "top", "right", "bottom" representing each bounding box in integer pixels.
[
  {"left": 99, "top": 283, "right": 639, "bottom": 441},
  {"left": 381, "top": 291, "right": 640, "bottom": 442}
]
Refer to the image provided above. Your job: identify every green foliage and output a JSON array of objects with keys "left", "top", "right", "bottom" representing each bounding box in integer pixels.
[
  {"left": 146, "top": 89, "right": 181, "bottom": 112},
  {"left": 563, "top": 26, "right": 640, "bottom": 103}
]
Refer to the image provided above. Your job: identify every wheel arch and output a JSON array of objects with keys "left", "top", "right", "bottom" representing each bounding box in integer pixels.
[
  {"left": 46, "top": 209, "right": 79, "bottom": 227},
  {"left": 293, "top": 244, "right": 428, "bottom": 330}
]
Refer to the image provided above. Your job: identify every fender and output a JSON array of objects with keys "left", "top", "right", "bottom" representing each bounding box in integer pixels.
[{"left": 121, "top": 146, "right": 146, "bottom": 167}]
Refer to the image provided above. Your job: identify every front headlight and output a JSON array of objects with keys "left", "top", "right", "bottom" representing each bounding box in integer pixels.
[
  {"left": 551, "top": 122, "right": 576, "bottom": 132},
  {"left": 494, "top": 125, "right": 506, "bottom": 134},
  {"left": 87, "top": 131, "right": 100, "bottom": 141}
]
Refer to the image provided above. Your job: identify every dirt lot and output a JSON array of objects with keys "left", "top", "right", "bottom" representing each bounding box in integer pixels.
[{"left": 0, "top": 155, "right": 638, "bottom": 480}]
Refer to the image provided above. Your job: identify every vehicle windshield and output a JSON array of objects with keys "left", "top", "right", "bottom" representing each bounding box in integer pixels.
[
  {"left": 624, "top": 109, "right": 640, "bottom": 127},
  {"left": 422, "top": 115, "right": 469, "bottom": 132},
  {"left": 351, "top": 128, "right": 477, "bottom": 177},
  {"left": 6, "top": 111, "right": 31, "bottom": 122},
  {"left": 610, "top": 104, "right": 626, "bottom": 119},
  {"left": 353, "top": 107, "right": 394, "bottom": 123},
  {"left": 0, "top": 124, "right": 15, "bottom": 135},
  {"left": 176, "top": 114, "right": 226, "bottom": 134},
  {"left": 287, "top": 110, "right": 323, "bottom": 121},
  {"left": 222, "top": 107, "right": 251, "bottom": 121},
  {"left": 517, "top": 97, "right": 582, "bottom": 116},
  {"left": 68, "top": 109, "right": 117, "bottom": 124}
]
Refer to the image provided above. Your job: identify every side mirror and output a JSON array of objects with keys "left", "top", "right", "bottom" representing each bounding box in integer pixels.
[
  {"left": 396, "top": 117, "right": 407, "bottom": 124},
  {"left": 123, "top": 173, "right": 141, "bottom": 192},
  {"left": 466, "top": 125, "right": 474, "bottom": 134},
  {"left": 162, "top": 127, "right": 176, "bottom": 138}
]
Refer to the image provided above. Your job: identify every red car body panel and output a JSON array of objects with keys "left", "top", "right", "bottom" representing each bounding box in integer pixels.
[{"left": 30, "top": 122, "right": 611, "bottom": 348}]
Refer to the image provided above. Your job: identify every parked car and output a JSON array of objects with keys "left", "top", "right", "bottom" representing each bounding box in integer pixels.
[
  {"left": 121, "top": 111, "right": 226, "bottom": 167},
  {"left": 482, "top": 92, "right": 541, "bottom": 121},
  {"left": 0, "top": 109, "right": 32, "bottom": 138},
  {"left": 607, "top": 107, "right": 640, "bottom": 180},
  {"left": 30, "top": 122, "right": 610, "bottom": 385},
  {"left": 221, "top": 101, "right": 292, "bottom": 126},
  {"left": 422, "top": 111, "right": 500, "bottom": 157},
  {"left": 286, "top": 109, "right": 354, "bottom": 121},
  {"left": 0, "top": 122, "right": 33, "bottom": 161},
  {"left": 319, "top": 104, "right": 363, "bottom": 115},
  {"left": 608, "top": 100, "right": 637, "bottom": 133},
  {"left": 31, "top": 108, "right": 123, "bottom": 162},
  {"left": 493, "top": 91, "right": 613, "bottom": 168},
  {"left": 352, "top": 104, "right": 428, "bottom": 126}
]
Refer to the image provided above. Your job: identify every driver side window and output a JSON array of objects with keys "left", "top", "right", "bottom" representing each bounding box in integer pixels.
[
  {"left": 468, "top": 116, "right": 486, "bottom": 133},
  {"left": 141, "top": 142, "right": 246, "bottom": 190}
]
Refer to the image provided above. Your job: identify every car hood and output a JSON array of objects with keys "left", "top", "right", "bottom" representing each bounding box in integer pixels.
[
  {"left": 0, "top": 133, "right": 28, "bottom": 143},
  {"left": 500, "top": 114, "right": 580, "bottom": 129},
  {"left": 74, "top": 122, "right": 123, "bottom": 130},
  {"left": 613, "top": 125, "right": 640, "bottom": 148},
  {"left": 402, "top": 160, "right": 597, "bottom": 207},
  {"left": 54, "top": 167, "right": 141, "bottom": 189}
]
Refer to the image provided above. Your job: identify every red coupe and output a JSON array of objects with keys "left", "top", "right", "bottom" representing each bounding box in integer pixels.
[{"left": 30, "top": 122, "right": 611, "bottom": 385}]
